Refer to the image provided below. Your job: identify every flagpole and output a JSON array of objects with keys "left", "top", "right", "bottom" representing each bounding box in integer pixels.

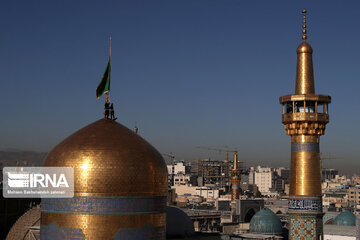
[{"left": 107, "top": 36, "right": 112, "bottom": 104}]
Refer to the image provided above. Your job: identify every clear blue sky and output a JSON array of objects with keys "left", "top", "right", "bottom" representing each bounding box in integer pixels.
[{"left": 1, "top": 1, "right": 359, "bottom": 174}]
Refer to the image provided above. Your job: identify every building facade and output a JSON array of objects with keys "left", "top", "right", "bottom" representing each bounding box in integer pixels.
[{"left": 254, "top": 167, "right": 274, "bottom": 196}]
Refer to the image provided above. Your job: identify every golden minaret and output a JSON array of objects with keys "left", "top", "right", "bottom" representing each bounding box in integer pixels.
[
  {"left": 231, "top": 152, "right": 241, "bottom": 201},
  {"left": 279, "top": 9, "right": 331, "bottom": 239},
  {"left": 230, "top": 152, "right": 241, "bottom": 223}
]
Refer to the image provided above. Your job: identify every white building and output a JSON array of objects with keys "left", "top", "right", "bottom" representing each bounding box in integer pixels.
[
  {"left": 167, "top": 161, "right": 188, "bottom": 175},
  {"left": 171, "top": 185, "right": 219, "bottom": 201},
  {"left": 195, "top": 187, "right": 219, "bottom": 200},
  {"left": 173, "top": 173, "right": 191, "bottom": 185},
  {"left": 254, "top": 166, "right": 274, "bottom": 196}
]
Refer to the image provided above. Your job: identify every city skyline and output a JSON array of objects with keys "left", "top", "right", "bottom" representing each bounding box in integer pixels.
[{"left": 1, "top": 1, "right": 360, "bottom": 174}]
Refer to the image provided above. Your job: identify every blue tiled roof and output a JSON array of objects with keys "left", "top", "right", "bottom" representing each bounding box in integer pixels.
[
  {"left": 334, "top": 210, "right": 356, "bottom": 226},
  {"left": 249, "top": 208, "right": 283, "bottom": 235}
]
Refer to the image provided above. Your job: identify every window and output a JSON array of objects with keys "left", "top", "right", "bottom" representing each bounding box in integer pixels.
[
  {"left": 305, "top": 101, "right": 315, "bottom": 113},
  {"left": 294, "top": 101, "right": 304, "bottom": 113},
  {"left": 285, "top": 102, "right": 293, "bottom": 113}
]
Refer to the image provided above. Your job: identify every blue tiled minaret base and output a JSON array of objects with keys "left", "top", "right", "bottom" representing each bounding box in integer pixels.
[{"left": 288, "top": 196, "right": 323, "bottom": 239}]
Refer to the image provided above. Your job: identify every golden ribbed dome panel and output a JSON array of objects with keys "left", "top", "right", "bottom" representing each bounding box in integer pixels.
[{"left": 43, "top": 119, "right": 167, "bottom": 197}]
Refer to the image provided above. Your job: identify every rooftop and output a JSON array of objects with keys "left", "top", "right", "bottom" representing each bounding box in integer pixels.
[{"left": 324, "top": 224, "right": 356, "bottom": 237}]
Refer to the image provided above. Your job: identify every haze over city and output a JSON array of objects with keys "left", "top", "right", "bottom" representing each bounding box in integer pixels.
[{"left": 1, "top": 1, "right": 360, "bottom": 174}]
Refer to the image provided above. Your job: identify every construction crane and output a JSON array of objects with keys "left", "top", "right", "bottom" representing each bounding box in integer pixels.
[
  {"left": 196, "top": 146, "right": 240, "bottom": 188},
  {"left": 196, "top": 146, "right": 238, "bottom": 163},
  {"left": 163, "top": 152, "right": 175, "bottom": 166},
  {"left": 162, "top": 152, "right": 175, "bottom": 186},
  {"left": 320, "top": 153, "right": 343, "bottom": 180},
  {"left": 320, "top": 153, "right": 343, "bottom": 168}
]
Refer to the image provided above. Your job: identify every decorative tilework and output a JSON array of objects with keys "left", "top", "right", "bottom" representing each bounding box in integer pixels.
[
  {"left": 289, "top": 215, "right": 323, "bottom": 240},
  {"left": 291, "top": 143, "right": 319, "bottom": 152},
  {"left": 41, "top": 196, "right": 167, "bottom": 215},
  {"left": 113, "top": 224, "right": 165, "bottom": 240},
  {"left": 41, "top": 222, "right": 85, "bottom": 240},
  {"left": 288, "top": 199, "right": 322, "bottom": 212}
]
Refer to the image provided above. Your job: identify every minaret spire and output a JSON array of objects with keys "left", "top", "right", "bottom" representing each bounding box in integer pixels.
[
  {"left": 295, "top": 9, "right": 315, "bottom": 94},
  {"left": 302, "top": 9, "right": 307, "bottom": 40}
]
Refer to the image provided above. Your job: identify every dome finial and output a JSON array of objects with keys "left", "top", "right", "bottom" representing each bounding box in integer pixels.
[{"left": 302, "top": 9, "right": 307, "bottom": 40}]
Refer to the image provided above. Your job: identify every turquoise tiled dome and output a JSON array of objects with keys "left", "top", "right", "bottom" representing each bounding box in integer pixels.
[
  {"left": 249, "top": 208, "right": 283, "bottom": 235},
  {"left": 334, "top": 210, "right": 356, "bottom": 226}
]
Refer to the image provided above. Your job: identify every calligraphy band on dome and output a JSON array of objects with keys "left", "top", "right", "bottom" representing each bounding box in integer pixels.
[{"left": 42, "top": 196, "right": 167, "bottom": 215}]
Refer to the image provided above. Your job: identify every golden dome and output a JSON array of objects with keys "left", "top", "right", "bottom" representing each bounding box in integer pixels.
[
  {"left": 296, "top": 41, "right": 313, "bottom": 54},
  {"left": 41, "top": 119, "right": 168, "bottom": 239},
  {"left": 6, "top": 206, "right": 40, "bottom": 240},
  {"left": 44, "top": 118, "right": 167, "bottom": 197}
]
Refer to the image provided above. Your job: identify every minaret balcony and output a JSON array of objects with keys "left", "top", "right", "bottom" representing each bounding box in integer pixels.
[{"left": 282, "top": 112, "right": 329, "bottom": 124}]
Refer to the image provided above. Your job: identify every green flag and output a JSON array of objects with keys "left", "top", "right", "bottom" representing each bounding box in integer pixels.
[{"left": 96, "top": 59, "right": 111, "bottom": 99}]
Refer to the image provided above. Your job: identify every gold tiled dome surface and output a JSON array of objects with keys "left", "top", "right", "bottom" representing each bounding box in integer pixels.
[
  {"left": 43, "top": 119, "right": 167, "bottom": 197},
  {"left": 41, "top": 119, "right": 168, "bottom": 239},
  {"left": 6, "top": 206, "right": 40, "bottom": 240}
]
